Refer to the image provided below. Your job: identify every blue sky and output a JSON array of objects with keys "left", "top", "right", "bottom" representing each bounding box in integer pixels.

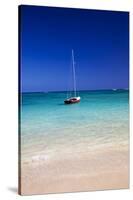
[{"left": 20, "top": 5, "right": 129, "bottom": 92}]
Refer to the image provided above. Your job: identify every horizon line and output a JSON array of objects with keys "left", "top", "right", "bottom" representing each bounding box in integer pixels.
[{"left": 20, "top": 88, "right": 129, "bottom": 94}]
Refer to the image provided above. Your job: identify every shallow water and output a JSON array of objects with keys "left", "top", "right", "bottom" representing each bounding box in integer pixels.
[{"left": 20, "top": 90, "right": 129, "bottom": 163}]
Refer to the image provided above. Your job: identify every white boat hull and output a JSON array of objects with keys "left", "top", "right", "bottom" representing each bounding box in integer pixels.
[{"left": 64, "top": 97, "right": 80, "bottom": 104}]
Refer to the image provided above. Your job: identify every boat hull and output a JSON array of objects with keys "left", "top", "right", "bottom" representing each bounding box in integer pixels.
[{"left": 64, "top": 97, "right": 80, "bottom": 104}]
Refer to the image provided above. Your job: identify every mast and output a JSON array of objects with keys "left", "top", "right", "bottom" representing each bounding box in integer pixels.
[{"left": 72, "top": 49, "right": 76, "bottom": 97}]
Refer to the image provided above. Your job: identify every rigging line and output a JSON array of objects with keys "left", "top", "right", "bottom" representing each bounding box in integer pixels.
[{"left": 72, "top": 49, "right": 76, "bottom": 97}]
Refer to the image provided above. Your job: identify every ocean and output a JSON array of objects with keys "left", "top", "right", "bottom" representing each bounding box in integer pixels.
[{"left": 20, "top": 90, "right": 129, "bottom": 164}]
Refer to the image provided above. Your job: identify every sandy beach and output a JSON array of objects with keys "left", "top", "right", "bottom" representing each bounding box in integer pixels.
[{"left": 20, "top": 146, "right": 129, "bottom": 195}]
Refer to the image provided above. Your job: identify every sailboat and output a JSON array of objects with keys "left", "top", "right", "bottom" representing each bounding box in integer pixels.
[{"left": 64, "top": 50, "right": 81, "bottom": 104}]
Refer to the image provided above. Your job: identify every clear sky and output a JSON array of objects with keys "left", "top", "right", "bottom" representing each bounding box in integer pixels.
[{"left": 20, "top": 5, "right": 129, "bottom": 92}]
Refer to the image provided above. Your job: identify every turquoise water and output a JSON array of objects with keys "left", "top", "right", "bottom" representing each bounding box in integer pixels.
[{"left": 21, "top": 90, "right": 129, "bottom": 162}]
